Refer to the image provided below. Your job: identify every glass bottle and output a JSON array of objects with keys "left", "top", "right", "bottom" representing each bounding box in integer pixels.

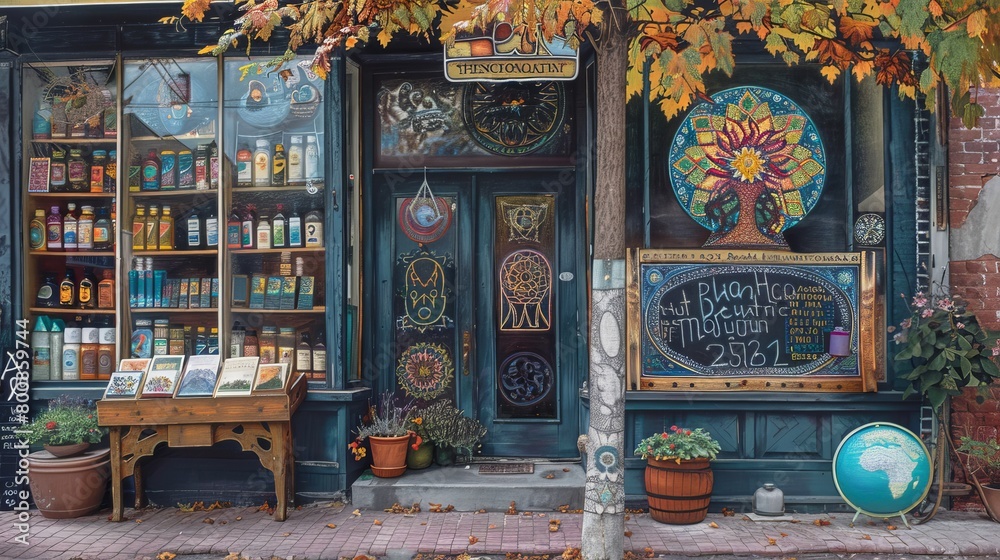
[
  {"left": 227, "top": 206, "right": 242, "bottom": 249},
  {"left": 253, "top": 139, "right": 271, "bottom": 187},
  {"left": 272, "top": 204, "right": 286, "bottom": 248},
  {"left": 141, "top": 149, "right": 161, "bottom": 190},
  {"left": 236, "top": 143, "right": 253, "bottom": 187},
  {"left": 104, "top": 149, "right": 117, "bottom": 192},
  {"left": 89, "top": 150, "right": 107, "bottom": 193},
  {"left": 77, "top": 205, "right": 95, "bottom": 251},
  {"left": 305, "top": 134, "right": 321, "bottom": 181},
  {"left": 287, "top": 135, "right": 304, "bottom": 185},
  {"left": 288, "top": 206, "right": 302, "bottom": 248},
  {"left": 46, "top": 205, "right": 63, "bottom": 250},
  {"left": 296, "top": 331, "right": 312, "bottom": 373},
  {"left": 159, "top": 205, "right": 175, "bottom": 250},
  {"left": 312, "top": 329, "right": 326, "bottom": 376},
  {"left": 63, "top": 202, "right": 78, "bottom": 252},
  {"left": 78, "top": 267, "right": 97, "bottom": 309},
  {"left": 256, "top": 214, "right": 272, "bottom": 249},
  {"left": 304, "top": 208, "right": 323, "bottom": 248},
  {"left": 59, "top": 269, "right": 76, "bottom": 307},
  {"left": 98, "top": 269, "right": 115, "bottom": 309},
  {"left": 29, "top": 209, "right": 47, "bottom": 251},
  {"left": 32, "top": 98, "right": 52, "bottom": 140},
  {"left": 93, "top": 207, "right": 112, "bottom": 251},
  {"left": 67, "top": 149, "right": 88, "bottom": 192},
  {"left": 36, "top": 272, "right": 59, "bottom": 307},
  {"left": 129, "top": 151, "right": 142, "bottom": 192},
  {"left": 205, "top": 209, "right": 219, "bottom": 248},
  {"left": 145, "top": 205, "right": 159, "bottom": 250},
  {"left": 187, "top": 209, "right": 202, "bottom": 249},
  {"left": 272, "top": 143, "right": 286, "bottom": 186},
  {"left": 49, "top": 149, "right": 67, "bottom": 192},
  {"left": 241, "top": 205, "right": 256, "bottom": 249},
  {"left": 132, "top": 204, "right": 146, "bottom": 250}
]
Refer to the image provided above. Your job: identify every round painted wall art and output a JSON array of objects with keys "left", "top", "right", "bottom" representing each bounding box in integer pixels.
[
  {"left": 398, "top": 197, "right": 452, "bottom": 244},
  {"left": 396, "top": 342, "right": 454, "bottom": 400}
]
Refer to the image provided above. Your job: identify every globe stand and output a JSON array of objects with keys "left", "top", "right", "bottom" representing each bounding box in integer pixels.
[{"left": 849, "top": 509, "right": 912, "bottom": 529}]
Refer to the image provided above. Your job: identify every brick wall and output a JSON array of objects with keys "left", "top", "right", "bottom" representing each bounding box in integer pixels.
[{"left": 948, "top": 87, "right": 1000, "bottom": 511}]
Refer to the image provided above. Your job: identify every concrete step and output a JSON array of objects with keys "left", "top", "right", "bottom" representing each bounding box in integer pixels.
[{"left": 350, "top": 462, "right": 585, "bottom": 512}]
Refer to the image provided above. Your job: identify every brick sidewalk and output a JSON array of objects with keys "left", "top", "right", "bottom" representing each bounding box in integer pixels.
[{"left": 2, "top": 502, "right": 1000, "bottom": 559}]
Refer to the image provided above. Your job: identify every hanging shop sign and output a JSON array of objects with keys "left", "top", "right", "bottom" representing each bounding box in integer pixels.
[
  {"left": 627, "top": 249, "right": 878, "bottom": 393},
  {"left": 444, "top": 23, "right": 578, "bottom": 82}
]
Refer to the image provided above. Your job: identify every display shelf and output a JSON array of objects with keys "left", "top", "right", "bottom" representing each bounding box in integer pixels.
[
  {"left": 130, "top": 189, "right": 219, "bottom": 198},
  {"left": 229, "top": 247, "right": 325, "bottom": 255},
  {"left": 132, "top": 249, "right": 218, "bottom": 256},
  {"left": 232, "top": 185, "right": 325, "bottom": 193},
  {"left": 231, "top": 307, "right": 326, "bottom": 314},
  {"left": 29, "top": 250, "right": 116, "bottom": 257},
  {"left": 129, "top": 135, "right": 217, "bottom": 142},
  {"left": 27, "top": 192, "right": 117, "bottom": 199},
  {"left": 31, "top": 138, "right": 117, "bottom": 145},
  {"left": 130, "top": 307, "right": 220, "bottom": 313},
  {"left": 29, "top": 307, "right": 116, "bottom": 315}
]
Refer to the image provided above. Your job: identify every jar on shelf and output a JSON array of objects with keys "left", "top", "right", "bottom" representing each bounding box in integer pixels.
[{"left": 67, "top": 149, "right": 88, "bottom": 192}]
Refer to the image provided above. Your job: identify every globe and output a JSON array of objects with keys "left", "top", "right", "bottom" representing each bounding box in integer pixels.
[{"left": 833, "top": 422, "right": 932, "bottom": 517}]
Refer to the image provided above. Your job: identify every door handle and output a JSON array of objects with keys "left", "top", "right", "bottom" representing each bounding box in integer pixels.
[{"left": 462, "top": 331, "right": 471, "bottom": 375}]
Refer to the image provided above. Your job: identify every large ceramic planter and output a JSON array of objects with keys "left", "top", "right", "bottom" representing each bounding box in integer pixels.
[
  {"left": 27, "top": 447, "right": 110, "bottom": 519},
  {"left": 644, "top": 457, "right": 713, "bottom": 524},
  {"left": 982, "top": 484, "right": 1000, "bottom": 517},
  {"left": 406, "top": 439, "right": 434, "bottom": 470},
  {"left": 368, "top": 435, "right": 409, "bottom": 478},
  {"left": 434, "top": 444, "right": 456, "bottom": 467}
]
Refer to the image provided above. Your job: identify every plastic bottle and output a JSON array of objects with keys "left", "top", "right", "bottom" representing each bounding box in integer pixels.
[
  {"left": 141, "top": 149, "right": 161, "bottom": 190},
  {"left": 236, "top": 144, "right": 253, "bottom": 187},
  {"left": 46, "top": 206, "right": 63, "bottom": 250},
  {"left": 256, "top": 214, "right": 272, "bottom": 249},
  {"left": 62, "top": 322, "right": 81, "bottom": 381},
  {"left": 288, "top": 206, "right": 303, "bottom": 248},
  {"left": 78, "top": 267, "right": 96, "bottom": 309},
  {"left": 253, "top": 139, "right": 271, "bottom": 187},
  {"left": 159, "top": 205, "right": 175, "bottom": 250},
  {"left": 50, "top": 150, "right": 67, "bottom": 192},
  {"left": 98, "top": 269, "right": 115, "bottom": 309},
  {"left": 49, "top": 318, "right": 64, "bottom": 380},
  {"left": 160, "top": 150, "right": 177, "bottom": 190},
  {"left": 305, "top": 135, "right": 321, "bottom": 181},
  {"left": 205, "top": 210, "right": 219, "bottom": 248},
  {"left": 272, "top": 204, "right": 286, "bottom": 248},
  {"left": 132, "top": 204, "right": 146, "bottom": 250},
  {"left": 77, "top": 205, "right": 94, "bottom": 251},
  {"left": 241, "top": 205, "right": 256, "bottom": 249},
  {"left": 90, "top": 150, "right": 107, "bottom": 193},
  {"left": 145, "top": 205, "right": 159, "bottom": 250},
  {"left": 304, "top": 208, "right": 323, "bottom": 247},
  {"left": 93, "top": 207, "right": 112, "bottom": 251},
  {"left": 228, "top": 207, "right": 242, "bottom": 249},
  {"left": 63, "top": 203, "right": 78, "bottom": 251},
  {"left": 287, "top": 135, "right": 304, "bottom": 185},
  {"left": 187, "top": 209, "right": 202, "bottom": 249},
  {"left": 31, "top": 316, "right": 51, "bottom": 381},
  {"left": 67, "top": 149, "right": 88, "bottom": 192},
  {"left": 272, "top": 143, "right": 286, "bottom": 186},
  {"left": 30, "top": 209, "right": 47, "bottom": 250}
]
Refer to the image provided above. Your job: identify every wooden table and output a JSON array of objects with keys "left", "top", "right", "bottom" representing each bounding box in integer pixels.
[{"left": 97, "top": 373, "right": 307, "bottom": 521}]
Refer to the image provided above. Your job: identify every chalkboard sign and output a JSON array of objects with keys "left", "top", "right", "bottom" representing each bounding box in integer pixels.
[{"left": 628, "top": 249, "right": 877, "bottom": 392}]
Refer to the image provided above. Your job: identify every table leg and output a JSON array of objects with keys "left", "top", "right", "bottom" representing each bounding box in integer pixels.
[
  {"left": 109, "top": 427, "right": 124, "bottom": 522},
  {"left": 272, "top": 421, "right": 289, "bottom": 521},
  {"left": 134, "top": 460, "right": 146, "bottom": 509}
]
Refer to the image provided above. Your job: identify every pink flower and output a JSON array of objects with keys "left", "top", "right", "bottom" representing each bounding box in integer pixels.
[
  {"left": 937, "top": 298, "right": 954, "bottom": 311},
  {"left": 922, "top": 308, "right": 934, "bottom": 318},
  {"left": 912, "top": 293, "right": 928, "bottom": 308},
  {"left": 901, "top": 318, "right": 912, "bottom": 329}
]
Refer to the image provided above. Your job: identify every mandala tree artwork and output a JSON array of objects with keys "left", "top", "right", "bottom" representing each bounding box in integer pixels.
[{"left": 669, "top": 87, "right": 826, "bottom": 249}]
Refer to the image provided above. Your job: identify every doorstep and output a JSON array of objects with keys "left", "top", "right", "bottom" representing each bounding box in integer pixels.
[{"left": 350, "top": 462, "right": 585, "bottom": 512}]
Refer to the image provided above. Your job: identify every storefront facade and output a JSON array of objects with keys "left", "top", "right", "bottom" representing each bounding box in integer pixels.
[{"left": 0, "top": 3, "right": 942, "bottom": 511}]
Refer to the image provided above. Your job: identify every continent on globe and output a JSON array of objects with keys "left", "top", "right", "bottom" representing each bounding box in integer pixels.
[{"left": 858, "top": 445, "right": 918, "bottom": 499}]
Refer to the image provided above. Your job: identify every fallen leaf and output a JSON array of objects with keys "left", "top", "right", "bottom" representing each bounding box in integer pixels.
[
  {"left": 235, "top": 516, "right": 242, "bottom": 521},
  {"left": 721, "top": 507, "right": 736, "bottom": 517},
  {"left": 282, "top": 532, "right": 291, "bottom": 537},
  {"left": 488, "top": 524, "right": 497, "bottom": 529},
  {"left": 202, "top": 518, "right": 214, "bottom": 524},
  {"left": 549, "top": 524, "right": 560, "bottom": 532},
  {"left": 352, "top": 509, "right": 362, "bottom": 516},
  {"left": 861, "top": 534, "right": 871, "bottom": 540},
  {"left": 445, "top": 505, "right": 455, "bottom": 512},
  {"left": 538, "top": 513, "right": 546, "bottom": 517},
  {"left": 544, "top": 473, "right": 555, "bottom": 479},
  {"left": 478, "top": 509, "right": 486, "bottom": 513},
  {"left": 507, "top": 501, "right": 518, "bottom": 515},
  {"left": 135, "top": 519, "right": 143, "bottom": 524},
  {"left": 557, "top": 504, "right": 570, "bottom": 513},
  {"left": 742, "top": 515, "right": 752, "bottom": 521},
  {"left": 708, "top": 521, "right": 719, "bottom": 528},
  {"left": 867, "top": 521, "right": 877, "bottom": 526},
  {"left": 624, "top": 530, "right": 633, "bottom": 537},
  {"left": 887, "top": 525, "right": 897, "bottom": 530},
  {"left": 156, "top": 554, "right": 177, "bottom": 560},
  {"left": 813, "top": 519, "right": 831, "bottom": 526},
  {"left": 790, "top": 519, "right": 801, "bottom": 523},
  {"left": 468, "top": 535, "right": 479, "bottom": 544},
  {"left": 780, "top": 532, "right": 788, "bottom": 537},
  {"left": 373, "top": 519, "right": 382, "bottom": 526},
  {"left": 643, "top": 547, "right": 654, "bottom": 558},
  {"left": 561, "top": 547, "right": 582, "bottom": 560},
  {"left": 219, "top": 520, "right": 227, "bottom": 525},
  {"left": 767, "top": 537, "right": 777, "bottom": 546},
  {"left": 563, "top": 468, "right": 570, "bottom": 472},
  {"left": 326, "top": 523, "right": 337, "bottom": 529},
  {"left": 420, "top": 522, "right": 427, "bottom": 525},
  {"left": 257, "top": 501, "right": 270, "bottom": 512}
]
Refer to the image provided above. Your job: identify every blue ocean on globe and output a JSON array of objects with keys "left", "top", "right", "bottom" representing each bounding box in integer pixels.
[{"left": 833, "top": 423, "right": 932, "bottom": 515}]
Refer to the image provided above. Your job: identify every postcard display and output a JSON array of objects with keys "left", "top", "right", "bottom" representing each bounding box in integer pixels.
[{"left": 21, "top": 56, "right": 331, "bottom": 390}]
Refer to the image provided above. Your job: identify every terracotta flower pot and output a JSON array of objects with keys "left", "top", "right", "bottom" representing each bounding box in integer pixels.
[
  {"left": 644, "top": 457, "right": 713, "bottom": 524},
  {"left": 406, "top": 439, "right": 434, "bottom": 470},
  {"left": 27, "top": 447, "right": 110, "bottom": 519},
  {"left": 368, "top": 435, "right": 409, "bottom": 478},
  {"left": 982, "top": 484, "right": 1000, "bottom": 518}
]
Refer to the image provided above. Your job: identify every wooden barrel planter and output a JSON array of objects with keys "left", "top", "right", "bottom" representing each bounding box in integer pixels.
[{"left": 644, "top": 457, "right": 713, "bottom": 524}]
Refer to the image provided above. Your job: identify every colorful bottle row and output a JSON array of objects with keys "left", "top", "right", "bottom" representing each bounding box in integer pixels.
[
  {"left": 226, "top": 204, "right": 323, "bottom": 250},
  {"left": 130, "top": 204, "right": 178, "bottom": 251},
  {"left": 229, "top": 321, "right": 325, "bottom": 376},
  {"left": 132, "top": 319, "right": 220, "bottom": 358},
  {"left": 131, "top": 144, "right": 219, "bottom": 192},
  {"left": 29, "top": 148, "right": 117, "bottom": 194},
  {"left": 235, "top": 134, "right": 321, "bottom": 188},
  {"left": 31, "top": 314, "right": 116, "bottom": 381},
  {"left": 35, "top": 267, "right": 115, "bottom": 310},
  {"left": 30, "top": 203, "right": 116, "bottom": 252}
]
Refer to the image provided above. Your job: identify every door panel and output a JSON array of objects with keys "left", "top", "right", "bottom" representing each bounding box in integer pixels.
[{"left": 371, "top": 171, "right": 581, "bottom": 458}]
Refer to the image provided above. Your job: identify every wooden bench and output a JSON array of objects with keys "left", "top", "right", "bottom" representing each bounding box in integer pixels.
[{"left": 97, "top": 373, "right": 307, "bottom": 521}]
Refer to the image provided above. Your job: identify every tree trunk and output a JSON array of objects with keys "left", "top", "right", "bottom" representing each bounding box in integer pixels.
[{"left": 582, "top": 3, "right": 629, "bottom": 558}]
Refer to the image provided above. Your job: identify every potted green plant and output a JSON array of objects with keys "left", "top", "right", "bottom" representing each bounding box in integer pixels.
[
  {"left": 23, "top": 396, "right": 111, "bottom": 519},
  {"left": 956, "top": 434, "right": 1000, "bottom": 520},
  {"left": 350, "top": 392, "right": 415, "bottom": 477},
  {"left": 634, "top": 425, "right": 721, "bottom": 524},
  {"left": 406, "top": 411, "right": 433, "bottom": 470},
  {"left": 420, "top": 399, "right": 487, "bottom": 466}
]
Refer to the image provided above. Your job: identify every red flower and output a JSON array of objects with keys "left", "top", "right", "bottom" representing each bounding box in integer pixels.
[
  {"left": 661, "top": 432, "right": 668, "bottom": 439},
  {"left": 686, "top": 430, "right": 692, "bottom": 436},
  {"left": 670, "top": 425, "right": 678, "bottom": 431},
  {"left": 669, "top": 444, "right": 676, "bottom": 450},
  {"left": 45, "top": 421, "right": 57, "bottom": 430},
  {"left": 411, "top": 435, "right": 423, "bottom": 450},
  {"left": 348, "top": 441, "right": 358, "bottom": 450}
]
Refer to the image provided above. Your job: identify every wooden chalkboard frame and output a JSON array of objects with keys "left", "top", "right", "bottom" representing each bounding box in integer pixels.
[{"left": 627, "top": 249, "right": 877, "bottom": 393}]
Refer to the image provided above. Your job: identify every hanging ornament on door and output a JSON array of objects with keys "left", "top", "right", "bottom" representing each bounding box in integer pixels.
[{"left": 399, "top": 168, "right": 452, "bottom": 244}]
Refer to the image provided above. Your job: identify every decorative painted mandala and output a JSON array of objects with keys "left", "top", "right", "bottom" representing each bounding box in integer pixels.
[
  {"left": 499, "top": 351, "right": 553, "bottom": 406},
  {"left": 669, "top": 87, "right": 826, "bottom": 248},
  {"left": 399, "top": 196, "right": 452, "bottom": 244},
  {"left": 463, "top": 81, "right": 565, "bottom": 156},
  {"left": 853, "top": 213, "right": 885, "bottom": 246},
  {"left": 396, "top": 342, "right": 454, "bottom": 399}
]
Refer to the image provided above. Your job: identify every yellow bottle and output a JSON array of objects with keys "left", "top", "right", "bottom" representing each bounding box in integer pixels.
[
  {"left": 132, "top": 204, "right": 146, "bottom": 250},
  {"left": 159, "top": 205, "right": 174, "bottom": 250},
  {"left": 145, "top": 205, "right": 159, "bottom": 250}
]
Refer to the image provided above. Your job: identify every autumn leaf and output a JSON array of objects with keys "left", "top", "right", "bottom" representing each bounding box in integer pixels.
[
  {"left": 821, "top": 64, "right": 842, "bottom": 82},
  {"left": 156, "top": 553, "right": 176, "bottom": 560},
  {"left": 181, "top": 0, "right": 211, "bottom": 22},
  {"left": 373, "top": 519, "right": 382, "bottom": 525},
  {"left": 326, "top": 523, "right": 337, "bottom": 529},
  {"left": 469, "top": 535, "right": 479, "bottom": 544},
  {"left": 861, "top": 534, "right": 871, "bottom": 540},
  {"left": 839, "top": 16, "right": 876, "bottom": 44},
  {"left": 966, "top": 10, "right": 987, "bottom": 37},
  {"left": 928, "top": 0, "right": 943, "bottom": 16},
  {"left": 767, "top": 537, "right": 777, "bottom": 545},
  {"left": 709, "top": 521, "right": 719, "bottom": 528},
  {"left": 624, "top": 530, "right": 633, "bottom": 537}
]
